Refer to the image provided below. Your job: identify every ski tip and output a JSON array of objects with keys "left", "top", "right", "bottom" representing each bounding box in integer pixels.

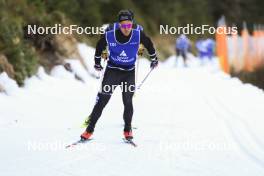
[
  {"left": 65, "top": 138, "right": 93, "bottom": 149},
  {"left": 122, "top": 138, "right": 137, "bottom": 147}
]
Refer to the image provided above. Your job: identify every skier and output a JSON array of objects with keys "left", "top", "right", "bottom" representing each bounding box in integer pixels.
[
  {"left": 82, "top": 9, "right": 144, "bottom": 126},
  {"left": 175, "top": 34, "right": 191, "bottom": 67},
  {"left": 196, "top": 38, "right": 215, "bottom": 64},
  {"left": 80, "top": 10, "right": 158, "bottom": 141}
]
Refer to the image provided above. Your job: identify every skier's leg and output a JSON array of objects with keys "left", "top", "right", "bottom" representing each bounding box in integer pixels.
[
  {"left": 122, "top": 91, "right": 134, "bottom": 131},
  {"left": 175, "top": 48, "right": 180, "bottom": 66},
  {"left": 86, "top": 68, "right": 119, "bottom": 133},
  {"left": 86, "top": 93, "right": 112, "bottom": 133},
  {"left": 121, "top": 70, "right": 135, "bottom": 132},
  {"left": 182, "top": 51, "right": 187, "bottom": 67}
]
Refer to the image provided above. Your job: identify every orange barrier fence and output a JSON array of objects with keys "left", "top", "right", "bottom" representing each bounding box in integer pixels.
[
  {"left": 216, "top": 26, "right": 229, "bottom": 73},
  {"left": 216, "top": 22, "right": 264, "bottom": 73}
]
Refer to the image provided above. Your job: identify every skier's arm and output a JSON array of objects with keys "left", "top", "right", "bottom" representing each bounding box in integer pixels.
[
  {"left": 140, "top": 31, "right": 158, "bottom": 68},
  {"left": 94, "top": 34, "right": 107, "bottom": 65},
  {"left": 140, "top": 31, "right": 157, "bottom": 59}
]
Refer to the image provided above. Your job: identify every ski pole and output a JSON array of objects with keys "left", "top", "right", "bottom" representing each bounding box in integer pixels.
[
  {"left": 98, "top": 59, "right": 107, "bottom": 93},
  {"left": 135, "top": 57, "right": 140, "bottom": 86},
  {"left": 137, "top": 68, "right": 154, "bottom": 90}
]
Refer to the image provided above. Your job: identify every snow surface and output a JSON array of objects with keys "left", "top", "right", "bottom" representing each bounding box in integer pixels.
[{"left": 0, "top": 43, "right": 264, "bottom": 176}]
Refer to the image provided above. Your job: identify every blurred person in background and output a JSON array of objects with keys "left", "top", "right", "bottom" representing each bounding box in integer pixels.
[
  {"left": 196, "top": 38, "right": 215, "bottom": 64},
  {"left": 175, "top": 34, "right": 191, "bottom": 67}
]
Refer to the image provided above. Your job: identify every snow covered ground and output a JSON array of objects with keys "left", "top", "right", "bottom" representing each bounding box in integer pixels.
[{"left": 1, "top": 44, "right": 264, "bottom": 176}]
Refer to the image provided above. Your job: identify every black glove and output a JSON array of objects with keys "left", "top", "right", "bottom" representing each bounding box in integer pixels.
[
  {"left": 94, "top": 64, "right": 103, "bottom": 71},
  {"left": 150, "top": 57, "right": 158, "bottom": 68}
]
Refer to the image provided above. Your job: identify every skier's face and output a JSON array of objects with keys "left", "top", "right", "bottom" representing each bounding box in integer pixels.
[{"left": 119, "top": 20, "right": 133, "bottom": 36}]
